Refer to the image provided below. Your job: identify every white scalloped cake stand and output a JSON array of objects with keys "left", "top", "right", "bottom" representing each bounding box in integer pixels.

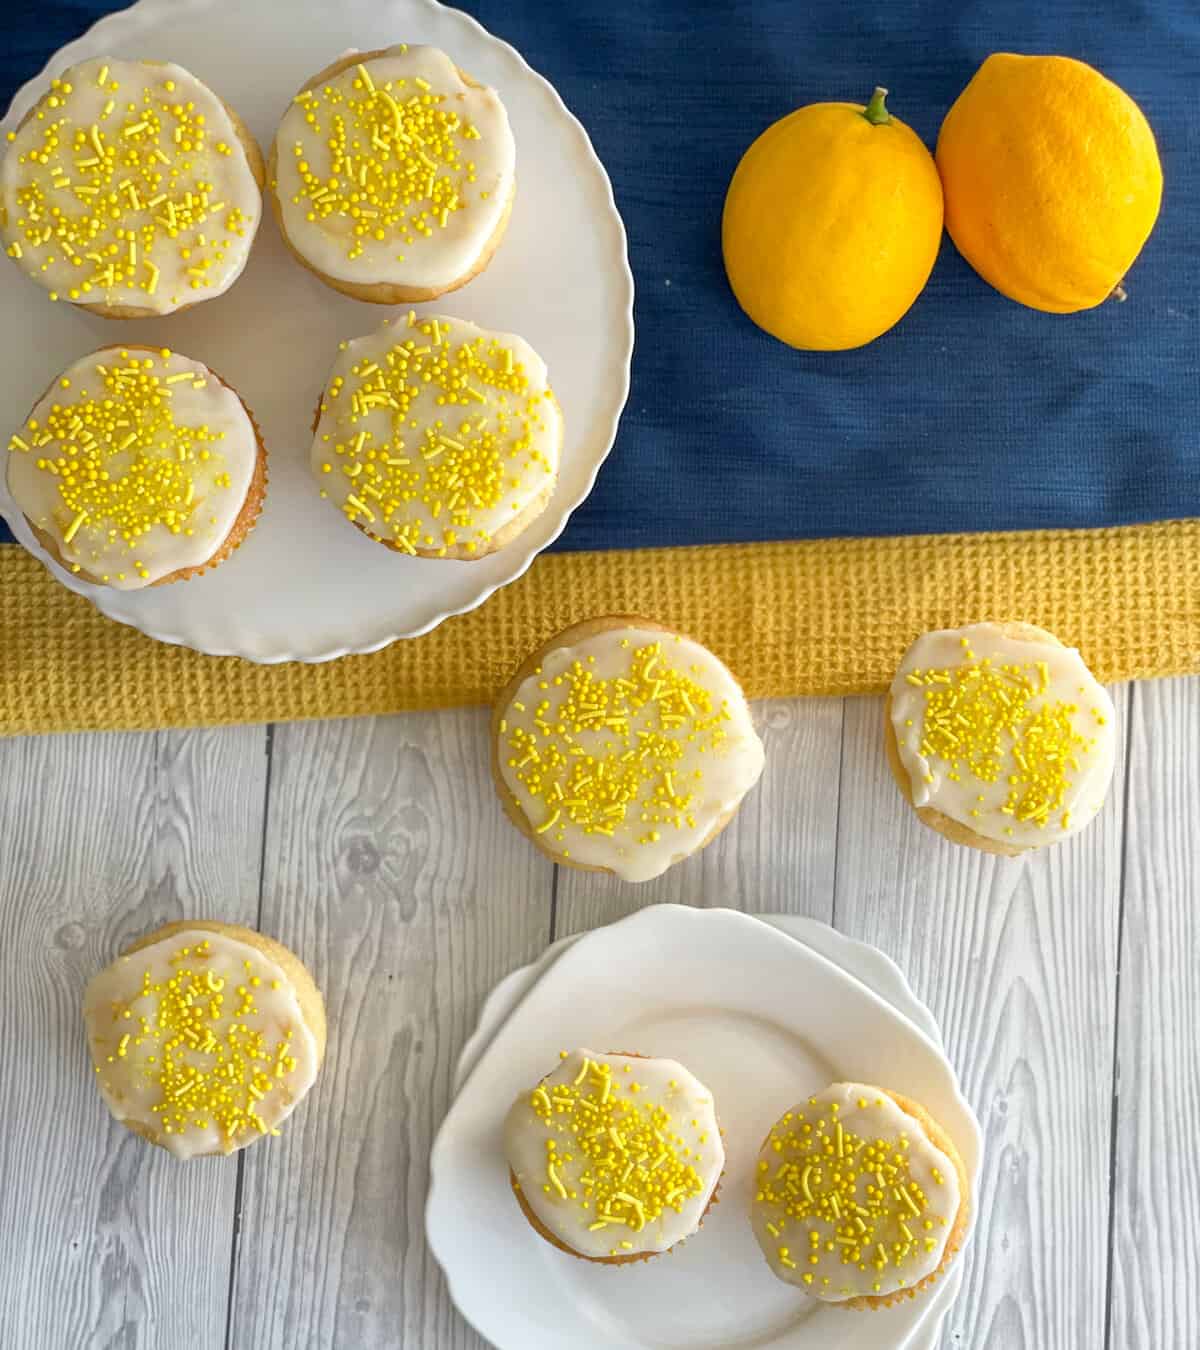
[
  {"left": 433, "top": 906, "right": 974, "bottom": 1350},
  {"left": 0, "top": 0, "right": 633, "bottom": 661}
]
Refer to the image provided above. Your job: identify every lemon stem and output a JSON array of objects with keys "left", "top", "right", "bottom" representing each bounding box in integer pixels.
[{"left": 863, "top": 86, "right": 890, "bottom": 125}]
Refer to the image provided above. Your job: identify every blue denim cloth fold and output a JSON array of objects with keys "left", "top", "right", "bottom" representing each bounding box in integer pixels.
[{"left": 4, "top": 0, "right": 1197, "bottom": 551}]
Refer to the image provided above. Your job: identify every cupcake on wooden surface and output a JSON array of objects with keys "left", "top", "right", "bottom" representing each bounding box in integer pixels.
[
  {"left": 505, "top": 1049, "right": 724, "bottom": 1263},
  {"left": 83, "top": 920, "right": 325, "bottom": 1159},
  {"left": 6, "top": 346, "right": 266, "bottom": 589},
  {"left": 750, "top": 1082, "right": 969, "bottom": 1308},
  {"left": 312, "top": 311, "right": 560, "bottom": 559},
  {"left": 1, "top": 57, "right": 263, "bottom": 317},
  {"left": 270, "top": 44, "right": 514, "bottom": 302},
  {"left": 885, "top": 620, "right": 1117, "bottom": 854},
  {"left": 491, "top": 617, "right": 765, "bottom": 881}
]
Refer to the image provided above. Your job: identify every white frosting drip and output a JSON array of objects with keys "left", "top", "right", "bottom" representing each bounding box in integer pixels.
[
  {"left": 751, "top": 1083, "right": 962, "bottom": 1302},
  {"left": 504, "top": 1050, "right": 724, "bottom": 1259},
  {"left": 311, "top": 312, "right": 559, "bottom": 556},
  {"left": 497, "top": 626, "right": 765, "bottom": 881},
  {"left": 273, "top": 45, "right": 514, "bottom": 289},
  {"left": 1, "top": 58, "right": 262, "bottom": 314},
  {"left": 6, "top": 347, "right": 259, "bottom": 589},
  {"left": 83, "top": 929, "right": 320, "bottom": 1160},
  {"left": 889, "top": 623, "right": 1116, "bottom": 846}
]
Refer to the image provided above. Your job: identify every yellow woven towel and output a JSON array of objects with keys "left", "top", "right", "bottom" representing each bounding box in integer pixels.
[{"left": 2, "top": 520, "right": 1198, "bottom": 736}]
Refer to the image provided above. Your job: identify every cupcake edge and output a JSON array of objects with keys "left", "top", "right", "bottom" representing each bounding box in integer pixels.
[
  {"left": 749, "top": 1085, "right": 971, "bottom": 1310},
  {"left": 268, "top": 48, "right": 514, "bottom": 304},
  {"left": 308, "top": 316, "right": 561, "bottom": 560},
  {"left": 489, "top": 616, "right": 758, "bottom": 876},
  {"left": 3, "top": 61, "right": 265, "bottom": 320},
  {"left": 17, "top": 345, "right": 268, "bottom": 589},
  {"left": 884, "top": 620, "right": 1079, "bottom": 857},
  {"left": 507, "top": 1050, "right": 724, "bottom": 1264},
  {"left": 834, "top": 1088, "right": 971, "bottom": 1311},
  {"left": 91, "top": 918, "right": 326, "bottom": 1158}
]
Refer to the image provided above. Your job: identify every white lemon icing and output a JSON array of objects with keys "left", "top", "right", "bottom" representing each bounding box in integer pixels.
[
  {"left": 504, "top": 1050, "right": 724, "bottom": 1259},
  {"left": 273, "top": 44, "right": 514, "bottom": 290},
  {"left": 83, "top": 929, "right": 320, "bottom": 1160},
  {"left": 6, "top": 347, "right": 260, "bottom": 589},
  {"left": 497, "top": 624, "right": 765, "bottom": 881},
  {"left": 751, "top": 1083, "right": 963, "bottom": 1302},
  {"left": 889, "top": 622, "right": 1116, "bottom": 847},
  {"left": 1, "top": 57, "right": 262, "bottom": 314},
  {"left": 312, "top": 312, "right": 559, "bottom": 557}
]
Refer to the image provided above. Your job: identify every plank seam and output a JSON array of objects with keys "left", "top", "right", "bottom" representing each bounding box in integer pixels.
[
  {"left": 223, "top": 721, "right": 275, "bottom": 1350},
  {"left": 1102, "top": 681, "right": 1137, "bottom": 1350},
  {"left": 829, "top": 698, "right": 849, "bottom": 929}
]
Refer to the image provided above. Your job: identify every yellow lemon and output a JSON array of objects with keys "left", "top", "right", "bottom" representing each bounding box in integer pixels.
[
  {"left": 936, "top": 54, "right": 1162, "bottom": 313},
  {"left": 722, "top": 88, "right": 944, "bottom": 350}
]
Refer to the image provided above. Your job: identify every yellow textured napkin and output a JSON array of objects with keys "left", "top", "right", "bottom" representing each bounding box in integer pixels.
[{"left": 2, "top": 521, "right": 1198, "bottom": 736}]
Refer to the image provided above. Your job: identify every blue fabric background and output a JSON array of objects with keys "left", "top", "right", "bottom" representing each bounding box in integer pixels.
[{"left": 3, "top": 0, "right": 1198, "bottom": 552}]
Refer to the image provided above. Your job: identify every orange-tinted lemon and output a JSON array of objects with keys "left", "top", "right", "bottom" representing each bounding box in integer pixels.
[
  {"left": 722, "top": 88, "right": 944, "bottom": 350},
  {"left": 936, "top": 54, "right": 1162, "bottom": 313}
]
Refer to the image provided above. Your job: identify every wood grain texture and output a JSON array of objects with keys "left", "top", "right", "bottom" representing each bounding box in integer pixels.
[
  {"left": 3, "top": 678, "right": 1197, "bottom": 1350},
  {"left": 833, "top": 689, "right": 1131, "bottom": 1350},
  {"left": 1109, "top": 680, "right": 1200, "bottom": 1349},
  {"left": 554, "top": 697, "right": 845, "bottom": 938},
  {"left": 0, "top": 726, "right": 268, "bottom": 1350},
  {"left": 229, "top": 709, "right": 553, "bottom": 1350}
]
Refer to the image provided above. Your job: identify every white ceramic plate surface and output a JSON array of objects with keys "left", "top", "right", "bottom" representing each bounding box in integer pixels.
[
  {"left": 449, "top": 912, "right": 963, "bottom": 1350},
  {"left": 0, "top": 0, "right": 633, "bottom": 661},
  {"left": 427, "top": 904, "right": 982, "bottom": 1350}
]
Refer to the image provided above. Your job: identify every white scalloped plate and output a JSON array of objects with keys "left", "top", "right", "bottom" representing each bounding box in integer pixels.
[
  {"left": 427, "top": 905, "right": 982, "bottom": 1350},
  {"left": 449, "top": 912, "right": 963, "bottom": 1350},
  {"left": 0, "top": 0, "right": 633, "bottom": 662}
]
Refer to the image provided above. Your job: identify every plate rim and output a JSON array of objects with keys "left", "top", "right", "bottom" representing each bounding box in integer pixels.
[
  {"left": 452, "top": 912, "right": 945, "bottom": 1094},
  {"left": 426, "top": 903, "right": 982, "bottom": 1350},
  {"left": 0, "top": 0, "right": 635, "bottom": 663}
]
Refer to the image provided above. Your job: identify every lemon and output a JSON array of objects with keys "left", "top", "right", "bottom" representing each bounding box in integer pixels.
[{"left": 723, "top": 88, "right": 944, "bottom": 350}]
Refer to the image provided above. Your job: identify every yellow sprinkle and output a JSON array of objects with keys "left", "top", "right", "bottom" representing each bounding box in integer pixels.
[{"left": 62, "top": 510, "right": 88, "bottom": 544}]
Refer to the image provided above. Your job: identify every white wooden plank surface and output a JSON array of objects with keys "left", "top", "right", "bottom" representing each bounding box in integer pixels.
[
  {"left": 0, "top": 679, "right": 1194, "bottom": 1350},
  {"left": 833, "top": 690, "right": 1131, "bottom": 1350},
  {"left": 228, "top": 710, "right": 551, "bottom": 1350},
  {"left": 0, "top": 726, "right": 268, "bottom": 1350},
  {"left": 1109, "top": 680, "right": 1200, "bottom": 1349}
]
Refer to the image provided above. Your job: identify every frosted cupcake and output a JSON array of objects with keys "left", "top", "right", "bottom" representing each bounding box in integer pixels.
[
  {"left": 1, "top": 57, "right": 263, "bottom": 316},
  {"left": 6, "top": 345, "right": 266, "bottom": 589},
  {"left": 312, "top": 311, "right": 560, "bottom": 558},
  {"left": 83, "top": 920, "right": 325, "bottom": 1158},
  {"left": 492, "top": 617, "right": 766, "bottom": 881},
  {"left": 751, "top": 1082, "right": 970, "bottom": 1307},
  {"left": 885, "top": 620, "right": 1117, "bottom": 854},
  {"left": 505, "top": 1050, "right": 724, "bottom": 1263},
  {"left": 270, "top": 44, "right": 514, "bottom": 302}
]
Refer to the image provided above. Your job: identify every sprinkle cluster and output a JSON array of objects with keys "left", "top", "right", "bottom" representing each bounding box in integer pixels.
[
  {"left": 317, "top": 313, "right": 555, "bottom": 554},
  {"left": 5, "top": 61, "right": 252, "bottom": 307},
  {"left": 96, "top": 939, "right": 297, "bottom": 1149},
  {"left": 7, "top": 349, "right": 230, "bottom": 583},
  {"left": 528, "top": 1055, "right": 708, "bottom": 1255},
  {"left": 503, "top": 638, "right": 731, "bottom": 855},
  {"left": 903, "top": 635, "right": 1106, "bottom": 833},
  {"left": 287, "top": 53, "right": 482, "bottom": 263},
  {"left": 755, "top": 1095, "right": 949, "bottom": 1297}
]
